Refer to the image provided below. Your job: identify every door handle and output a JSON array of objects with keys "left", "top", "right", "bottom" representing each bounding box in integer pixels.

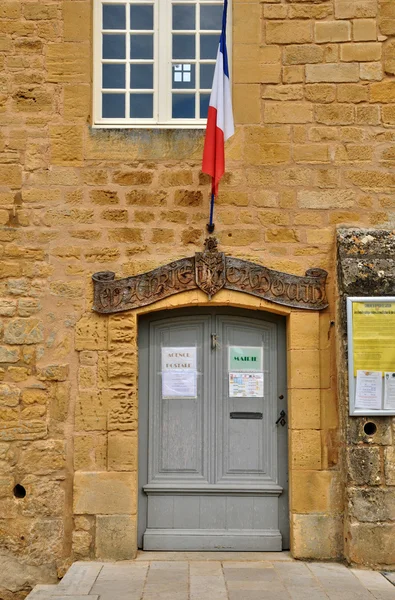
[
  {"left": 211, "top": 333, "right": 218, "bottom": 350},
  {"left": 275, "top": 410, "right": 287, "bottom": 426}
]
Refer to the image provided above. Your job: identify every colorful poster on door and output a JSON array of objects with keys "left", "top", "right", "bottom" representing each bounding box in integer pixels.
[
  {"left": 229, "top": 372, "right": 264, "bottom": 397},
  {"left": 229, "top": 346, "right": 263, "bottom": 372}
]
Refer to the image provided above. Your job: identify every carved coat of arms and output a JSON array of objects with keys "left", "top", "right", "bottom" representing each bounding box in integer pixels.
[{"left": 195, "top": 237, "right": 225, "bottom": 300}]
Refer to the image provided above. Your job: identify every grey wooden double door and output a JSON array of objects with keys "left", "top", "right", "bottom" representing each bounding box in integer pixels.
[{"left": 138, "top": 307, "right": 289, "bottom": 551}]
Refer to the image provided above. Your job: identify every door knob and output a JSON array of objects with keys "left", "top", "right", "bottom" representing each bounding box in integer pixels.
[{"left": 275, "top": 410, "right": 287, "bottom": 426}]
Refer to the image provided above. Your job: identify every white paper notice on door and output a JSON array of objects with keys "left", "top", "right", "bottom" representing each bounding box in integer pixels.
[
  {"left": 162, "top": 370, "right": 197, "bottom": 398},
  {"left": 162, "top": 347, "right": 196, "bottom": 371},
  {"left": 384, "top": 372, "right": 395, "bottom": 409},
  {"left": 355, "top": 370, "right": 382, "bottom": 410},
  {"left": 229, "top": 372, "right": 264, "bottom": 398},
  {"left": 161, "top": 347, "right": 197, "bottom": 398}
]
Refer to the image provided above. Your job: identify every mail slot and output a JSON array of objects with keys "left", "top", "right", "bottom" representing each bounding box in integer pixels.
[{"left": 230, "top": 412, "right": 263, "bottom": 419}]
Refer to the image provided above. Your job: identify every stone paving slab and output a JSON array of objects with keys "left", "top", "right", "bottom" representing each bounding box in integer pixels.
[
  {"left": 51, "top": 597, "right": 99, "bottom": 600},
  {"left": 26, "top": 556, "right": 395, "bottom": 600},
  {"left": 353, "top": 570, "right": 395, "bottom": 600},
  {"left": 89, "top": 563, "right": 148, "bottom": 600},
  {"left": 272, "top": 561, "right": 330, "bottom": 600}
]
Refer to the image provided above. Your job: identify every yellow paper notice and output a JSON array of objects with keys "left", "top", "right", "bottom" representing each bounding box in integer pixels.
[{"left": 352, "top": 302, "right": 395, "bottom": 376}]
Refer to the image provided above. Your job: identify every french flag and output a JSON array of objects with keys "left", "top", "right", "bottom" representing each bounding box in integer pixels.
[{"left": 202, "top": 0, "right": 234, "bottom": 207}]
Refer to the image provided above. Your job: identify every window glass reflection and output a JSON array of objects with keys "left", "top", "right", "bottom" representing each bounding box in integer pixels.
[
  {"left": 172, "top": 34, "right": 195, "bottom": 59},
  {"left": 102, "top": 34, "right": 126, "bottom": 59},
  {"left": 130, "top": 64, "right": 154, "bottom": 89},
  {"left": 103, "top": 64, "right": 125, "bottom": 89},
  {"left": 172, "top": 93, "right": 195, "bottom": 118},
  {"left": 173, "top": 4, "right": 195, "bottom": 30},
  {"left": 130, "top": 93, "right": 153, "bottom": 118},
  {"left": 103, "top": 4, "right": 126, "bottom": 29},
  {"left": 130, "top": 4, "right": 154, "bottom": 30},
  {"left": 130, "top": 34, "right": 153, "bottom": 59},
  {"left": 102, "top": 93, "right": 125, "bottom": 118}
]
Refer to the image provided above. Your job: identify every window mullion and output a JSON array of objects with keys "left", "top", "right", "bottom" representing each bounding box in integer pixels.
[
  {"left": 158, "top": 0, "right": 168, "bottom": 124},
  {"left": 153, "top": 0, "right": 159, "bottom": 122},
  {"left": 196, "top": 1, "right": 200, "bottom": 119},
  {"left": 125, "top": 1, "right": 131, "bottom": 119},
  {"left": 93, "top": 0, "right": 103, "bottom": 124}
]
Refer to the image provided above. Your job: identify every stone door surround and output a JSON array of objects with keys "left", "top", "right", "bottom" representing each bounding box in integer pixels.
[{"left": 73, "top": 287, "right": 340, "bottom": 561}]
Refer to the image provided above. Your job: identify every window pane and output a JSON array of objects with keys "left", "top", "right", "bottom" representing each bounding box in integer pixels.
[
  {"left": 200, "top": 34, "right": 218, "bottom": 59},
  {"left": 130, "top": 34, "right": 153, "bottom": 58},
  {"left": 130, "top": 93, "right": 153, "bottom": 117},
  {"left": 200, "top": 93, "right": 210, "bottom": 118},
  {"left": 172, "top": 63, "right": 195, "bottom": 89},
  {"left": 172, "top": 93, "right": 195, "bottom": 118},
  {"left": 130, "top": 64, "right": 153, "bottom": 89},
  {"left": 103, "top": 4, "right": 126, "bottom": 29},
  {"left": 172, "top": 34, "right": 195, "bottom": 59},
  {"left": 200, "top": 63, "right": 215, "bottom": 88},
  {"left": 172, "top": 4, "right": 195, "bottom": 30},
  {"left": 103, "top": 64, "right": 125, "bottom": 89},
  {"left": 102, "top": 93, "right": 125, "bottom": 118},
  {"left": 103, "top": 34, "right": 126, "bottom": 59},
  {"left": 200, "top": 5, "right": 222, "bottom": 30},
  {"left": 130, "top": 4, "right": 153, "bottom": 30}
]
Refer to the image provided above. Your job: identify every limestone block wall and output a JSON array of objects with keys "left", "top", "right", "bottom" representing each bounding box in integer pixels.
[
  {"left": 0, "top": 0, "right": 393, "bottom": 594},
  {"left": 337, "top": 229, "right": 395, "bottom": 569}
]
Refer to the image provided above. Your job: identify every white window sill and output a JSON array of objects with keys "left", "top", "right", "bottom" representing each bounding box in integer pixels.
[{"left": 91, "top": 122, "right": 207, "bottom": 129}]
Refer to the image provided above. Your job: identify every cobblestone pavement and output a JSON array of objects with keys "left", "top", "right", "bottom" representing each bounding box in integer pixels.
[{"left": 27, "top": 553, "right": 395, "bottom": 600}]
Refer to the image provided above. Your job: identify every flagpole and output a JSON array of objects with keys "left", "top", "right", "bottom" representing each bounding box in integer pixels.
[
  {"left": 207, "top": 191, "right": 215, "bottom": 233},
  {"left": 202, "top": 0, "right": 234, "bottom": 236}
]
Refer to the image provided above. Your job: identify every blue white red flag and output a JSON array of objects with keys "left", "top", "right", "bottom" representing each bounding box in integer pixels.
[{"left": 202, "top": 0, "right": 234, "bottom": 199}]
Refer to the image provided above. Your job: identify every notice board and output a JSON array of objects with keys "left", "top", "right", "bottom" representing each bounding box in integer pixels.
[{"left": 347, "top": 297, "right": 395, "bottom": 415}]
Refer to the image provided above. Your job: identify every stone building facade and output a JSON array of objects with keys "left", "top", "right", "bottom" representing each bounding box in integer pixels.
[{"left": 0, "top": 0, "right": 395, "bottom": 596}]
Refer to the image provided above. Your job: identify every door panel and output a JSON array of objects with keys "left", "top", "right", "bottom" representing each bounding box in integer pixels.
[
  {"left": 217, "top": 317, "right": 277, "bottom": 485},
  {"left": 150, "top": 316, "right": 210, "bottom": 483},
  {"left": 160, "top": 397, "right": 199, "bottom": 471},
  {"left": 138, "top": 307, "right": 289, "bottom": 551}
]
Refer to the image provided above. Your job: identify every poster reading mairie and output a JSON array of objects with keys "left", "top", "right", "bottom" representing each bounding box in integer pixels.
[{"left": 229, "top": 346, "right": 263, "bottom": 372}]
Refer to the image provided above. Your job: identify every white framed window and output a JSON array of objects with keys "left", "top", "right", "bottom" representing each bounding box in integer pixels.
[{"left": 93, "top": 0, "right": 229, "bottom": 129}]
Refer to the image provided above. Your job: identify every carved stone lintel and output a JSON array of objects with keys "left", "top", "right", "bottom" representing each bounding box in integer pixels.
[
  {"left": 92, "top": 237, "right": 328, "bottom": 313},
  {"left": 225, "top": 259, "right": 327, "bottom": 310}
]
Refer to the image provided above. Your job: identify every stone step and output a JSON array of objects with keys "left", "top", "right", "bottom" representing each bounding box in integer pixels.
[
  {"left": 25, "top": 584, "right": 58, "bottom": 600},
  {"left": 135, "top": 550, "right": 293, "bottom": 561},
  {"left": 53, "top": 562, "right": 103, "bottom": 596}
]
